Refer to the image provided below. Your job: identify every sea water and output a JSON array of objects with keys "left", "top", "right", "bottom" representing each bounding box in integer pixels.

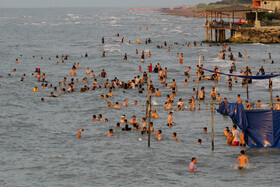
[{"left": 1, "top": 8, "right": 280, "bottom": 187}]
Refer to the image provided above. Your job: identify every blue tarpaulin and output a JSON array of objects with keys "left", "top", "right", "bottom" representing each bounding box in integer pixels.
[
  {"left": 202, "top": 68, "right": 280, "bottom": 79},
  {"left": 217, "top": 103, "right": 280, "bottom": 148}
]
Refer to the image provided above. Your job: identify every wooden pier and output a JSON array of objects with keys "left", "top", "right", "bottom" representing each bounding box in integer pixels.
[{"left": 204, "top": 5, "right": 268, "bottom": 42}]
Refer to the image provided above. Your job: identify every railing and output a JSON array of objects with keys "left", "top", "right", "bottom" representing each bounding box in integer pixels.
[{"left": 206, "top": 21, "right": 254, "bottom": 29}]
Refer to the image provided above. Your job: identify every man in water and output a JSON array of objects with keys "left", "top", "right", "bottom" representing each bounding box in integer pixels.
[
  {"left": 77, "top": 128, "right": 84, "bottom": 138},
  {"left": 129, "top": 115, "right": 139, "bottom": 125},
  {"left": 114, "top": 102, "right": 121, "bottom": 109},
  {"left": 203, "top": 127, "right": 207, "bottom": 133},
  {"left": 49, "top": 92, "right": 62, "bottom": 97},
  {"left": 155, "top": 88, "right": 161, "bottom": 97},
  {"left": 172, "top": 132, "right": 181, "bottom": 142},
  {"left": 199, "top": 87, "right": 205, "bottom": 101},
  {"left": 151, "top": 109, "right": 159, "bottom": 118},
  {"left": 167, "top": 111, "right": 176, "bottom": 127},
  {"left": 189, "top": 157, "right": 197, "bottom": 172},
  {"left": 232, "top": 125, "right": 240, "bottom": 146},
  {"left": 155, "top": 130, "right": 162, "bottom": 141},
  {"left": 120, "top": 115, "right": 126, "bottom": 123},
  {"left": 107, "top": 129, "right": 114, "bottom": 136},
  {"left": 92, "top": 115, "right": 98, "bottom": 121},
  {"left": 100, "top": 69, "right": 107, "bottom": 78},
  {"left": 236, "top": 94, "right": 242, "bottom": 103},
  {"left": 236, "top": 150, "right": 251, "bottom": 169}
]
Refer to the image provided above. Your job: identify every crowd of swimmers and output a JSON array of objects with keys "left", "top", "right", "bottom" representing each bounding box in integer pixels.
[{"left": 3, "top": 30, "right": 279, "bottom": 172}]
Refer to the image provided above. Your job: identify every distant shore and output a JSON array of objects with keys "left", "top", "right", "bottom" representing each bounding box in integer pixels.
[{"left": 158, "top": 7, "right": 204, "bottom": 18}]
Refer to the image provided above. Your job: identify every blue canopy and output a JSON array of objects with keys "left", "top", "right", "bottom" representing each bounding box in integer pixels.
[
  {"left": 202, "top": 68, "right": 280, "bottom": 79},
  {"left": 217, "top": 103, "right": 280, "bottom": 148}
]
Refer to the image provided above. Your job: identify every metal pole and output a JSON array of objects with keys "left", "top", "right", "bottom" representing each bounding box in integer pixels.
[
  {"left": 147, "top": 75, "right": 152, "bottom": 147},
  {"left": 196, "top": 55, "right": 201, "bottom": 100},
  {"left": 211, "top": 98, "right": 214, "bottom": 151}
]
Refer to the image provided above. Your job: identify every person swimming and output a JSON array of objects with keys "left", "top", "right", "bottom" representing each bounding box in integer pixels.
[
  {"left": 77, "top": 128, "right": 84, "bottom": 138},
  {"left": 236, "top": 150, "right": 251, "bottom": 169},
  {"left": 107, "top": 129, "right": 114, "bottom": 136},
  {"left": 122, "top": 124, "right": 131, "bottom": 131}
]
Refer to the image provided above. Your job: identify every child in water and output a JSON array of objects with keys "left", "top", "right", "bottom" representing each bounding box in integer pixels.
[{"left": 226, "top": 132, "right": 234, "bottom": 145}]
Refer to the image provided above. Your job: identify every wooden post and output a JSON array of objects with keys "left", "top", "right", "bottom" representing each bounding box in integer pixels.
[
  {"left": 244, "top": 49, "right": 247, "bottom": 67},
  {"left": 215, "top": 29, "right": 217, "bottom": 42},
  {"left": 246, "top": 80, "right": 249, "bottom": 99},
  {"left": 211, "top": 98, "right": 214, "bottom": 151},
  {"left": 270, "top": 80, "right": 273, "bottom": 110},
  {"left": 210, "top": 29, "right": 213, "bottom": 42},
  {"left": 206, "top": 27, "right": 209, "bottom": 41},
  {"left": 196, "top": 55, "right": 201, "bottom": 100},
  {"left": 244, "top": 49, "right": 249, "bottom": 99},
  {"left": 147, "top": 75, "right": 152, "bottom": 147}
]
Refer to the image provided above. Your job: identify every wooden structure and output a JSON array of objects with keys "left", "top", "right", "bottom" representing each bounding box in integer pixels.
[{"left": 205, "top": 5, "right": 269, "bottom": 42}]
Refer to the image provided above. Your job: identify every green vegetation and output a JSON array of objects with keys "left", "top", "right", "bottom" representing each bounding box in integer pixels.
[{"left": 195, "top": 3, "right": 208, "bottom": 9}]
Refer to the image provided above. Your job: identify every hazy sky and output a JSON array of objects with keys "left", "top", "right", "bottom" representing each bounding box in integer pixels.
[{"left": 0, "top": 0, "right": 218, "bottom": 8}]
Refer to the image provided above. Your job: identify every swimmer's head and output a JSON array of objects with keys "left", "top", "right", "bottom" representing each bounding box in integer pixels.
[
  {"left": 191, "top": 157, "right": 197, "bottom": 163},
  {"left": 240, "top": 150, "right": 245, "bottom": 155},
  {"left": 203, "top": 127, "right": 207, "bottom": 133}
]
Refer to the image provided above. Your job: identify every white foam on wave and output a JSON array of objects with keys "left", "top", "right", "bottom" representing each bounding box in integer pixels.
[
  {"left": 67, "top": 14, "right": 80, "bottom": 20},
  {"left": 50, "top": 24, "right": 60, "bottom": 27},
  {"left": 65, "top": 22, "right": 82, "bottom": 25},
  {"left": 169, "top": 29, "right": 182, "bottom": 33},
  {"left": 255, "top": 78, "right": 280, "bottom": 89},
  {"left": 154, "top": 34, "right": 167, "bottom": 38},
  {"left": 152, "top": 100, "right": 158, "bottom": 105},
  {"left": 198, "top": 48, "right": 208, "bottom": 52},
  {"left": 250, "top": 43, "right": 269, "bottom": 47},
  {"left": 110, "top": 24, "right": 124, "bottom": 27},
  {"left": 103, "top": 44, "right": 121, "bottom": 52},
  {"left": 109, "top": 20, "right": 118, "bottom": 25},
  {"left": 31, "top": 23, "right": 41, "bottom": 26},
  {"left": 206, "top": 57, "right": 232, "bottom": 68},
  {"left": 110, "top": 16, "right": 120, "bottom": 20}
]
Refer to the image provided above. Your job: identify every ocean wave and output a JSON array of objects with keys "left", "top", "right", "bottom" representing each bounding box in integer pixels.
[{"left": 169, "top": 29, "right": 182, "bottom": 33}]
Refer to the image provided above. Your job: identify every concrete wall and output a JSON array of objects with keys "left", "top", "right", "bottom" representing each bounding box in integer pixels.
[{"left": 260, "top": 1, "right": 280, "bottom": 10}]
